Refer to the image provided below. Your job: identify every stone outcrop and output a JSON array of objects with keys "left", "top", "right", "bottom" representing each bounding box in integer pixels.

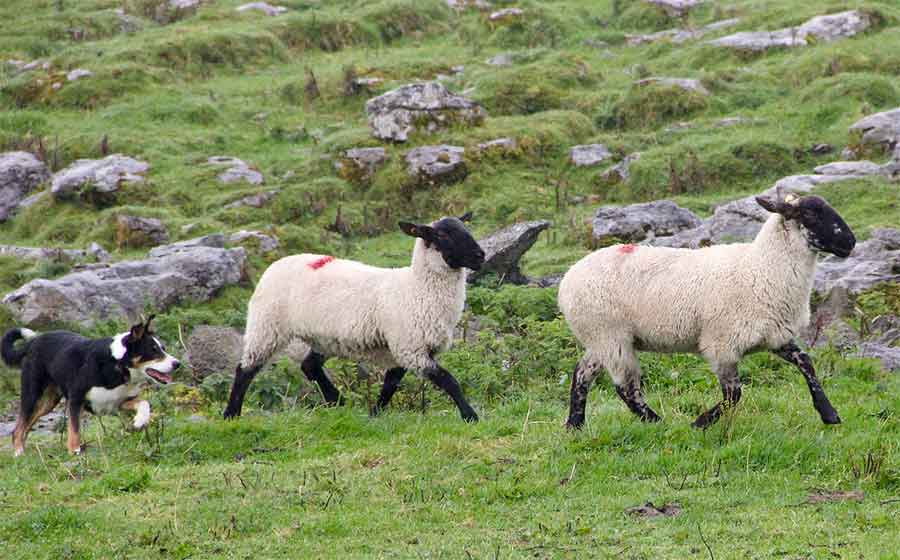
[
  {"left": 405, "top": 145, "right": 467, "bottom": 185},
  {"left": 708, "top": 10, "right": 873, "bottom": 52},
  {"left": 470, "top": 220, "right": 551, "bottom": 284},
  {"left": 365, "top": 82, "right": 486, "bottom": 142},
  {"left": 51, "top": 155, "right": 149, "bottom": 198},
  {"left": 593, "top": 200, "right": 702, "bottom": 244},
  {"left": 3, "top": 236, "right": 246, "bottom": 327},
  {"left": 0, "top": 151, "right": 50, "bottom": 222}
]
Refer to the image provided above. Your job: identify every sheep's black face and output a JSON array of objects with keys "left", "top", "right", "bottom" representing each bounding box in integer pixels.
[
  {"left": 398, "top": 215, "right": 486, "bottom": 270},
  {"left": 793, "top": 196, "right": 855, "bottom": 258},
  {"left": 431, "top": 217, "right": 485, "bottom": 270},
  {"left": 756, "top": 195, "right": 856, "bottom": 258}
]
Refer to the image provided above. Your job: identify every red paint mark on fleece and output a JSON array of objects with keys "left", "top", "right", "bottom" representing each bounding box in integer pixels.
[
  {"left": 308, "top": 255, "right": 335, "bottom": 270},
  {"left": 617, "top": 244, "right": 637, "bottom": 254}
]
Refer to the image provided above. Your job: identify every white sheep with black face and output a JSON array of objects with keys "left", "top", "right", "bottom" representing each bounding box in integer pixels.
[
  {"left": 224, "top": 214, "right": 485, "bottom": 422},
  {"left": 558, "top": 194, "right": 857, "bottom": 429}
]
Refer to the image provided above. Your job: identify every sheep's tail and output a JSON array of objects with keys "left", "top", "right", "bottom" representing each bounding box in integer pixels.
[{"left": 1, "top": 328, "right": 38, "bottom": 367}]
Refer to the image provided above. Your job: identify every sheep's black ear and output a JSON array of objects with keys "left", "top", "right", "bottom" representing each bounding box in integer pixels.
[
  {"left": 398, "top": 221, "right": 435, "bottom": 241},
  {"left": 755, "top": 196, "right": 779, "bottom": 214},
  {"left": 457, "top": 211, "right": 473, "bottom": 223},
  {"left": 755, "top": 196, "right": 799, "bottom": 219}
]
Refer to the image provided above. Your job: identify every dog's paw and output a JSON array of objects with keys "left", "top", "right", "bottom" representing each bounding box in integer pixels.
[{"left": 132, "top": 401, "right": 151, "bottom": 430}]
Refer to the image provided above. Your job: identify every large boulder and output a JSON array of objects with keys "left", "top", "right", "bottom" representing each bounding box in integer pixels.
[
  {"left": 405, "top": 145, "right": 467, "bottom": 185},
  {"left": 2, "top": 237, "right": 247, "bottom": 327},
  {"left": 184, "top": 325, "right": 244, "bottom": 381},
  {"left": 51, "top": 155, "right": 149, "bottom": 198},
  {"left": 470, "top": 220, "right": 551, "bottom": 284},
  {"left": 0, "top": 151, "right": 50, "bottom": 222},
  {"left": 798, "top": 10, "right": 874, "bottom": 42},
  {"left": 815, "top": 228, "right": 900, "bottom": 295},
  {"left": 365, "top": 82, "right": 486, "bottom": 142},
  {"left": 116, "top": 215, "right": 169, "bottom": 249},
  {"left": 0, "top": 243, "right": 108, "bottom": 264},
  {"left": 849, "top": 108, "right": 900, "bottom": 148},
  {"left": 593, "top": 200, "right": 702, "bottom": 244},
  {"left": 708, "top": 10, "right": 872, "bottom": 52}
]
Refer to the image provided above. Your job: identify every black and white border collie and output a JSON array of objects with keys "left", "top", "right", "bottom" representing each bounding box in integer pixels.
[{"left": 1, "top": 316, "right": 180, "bottom": 456}]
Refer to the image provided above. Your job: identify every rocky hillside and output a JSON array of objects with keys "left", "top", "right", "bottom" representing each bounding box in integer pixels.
[{"left": 1, "top": 0, "right": 898, "bottom": 378}]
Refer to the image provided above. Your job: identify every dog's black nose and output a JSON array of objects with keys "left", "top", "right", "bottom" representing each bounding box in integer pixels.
[{"left": 172, "top": 360, "right": 181, "bottom": 371}]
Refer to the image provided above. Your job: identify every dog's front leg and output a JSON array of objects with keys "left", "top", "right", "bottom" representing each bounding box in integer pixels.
[
  {"left": 67, "top": 397, "right": 84, "bottom": 455},
  {"left": 121, "top": 398, "right": 151, "bottom": 430}
]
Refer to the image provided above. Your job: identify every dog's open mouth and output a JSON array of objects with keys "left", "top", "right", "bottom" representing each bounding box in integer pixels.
[{"left": 146, "top": 368, "right": 173, "bottom": 384}]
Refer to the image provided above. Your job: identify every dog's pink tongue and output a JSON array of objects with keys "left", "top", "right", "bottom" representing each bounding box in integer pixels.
[{"left": 147, "top": 369, "right": 172, "bottom": 384}]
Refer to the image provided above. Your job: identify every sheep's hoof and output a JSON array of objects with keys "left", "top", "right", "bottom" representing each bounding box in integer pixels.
[
  {"left": 461, "top": 410, "right": 479, "bottom": 423},
  {"left": 564, "top": 418, "right": 584, "bottom": 430},
  {"left": 691, "top": 412, "right": 719, "bottom": 430},
  {"left": 820, "top": 411, "right": 842, "bottom": 425}
]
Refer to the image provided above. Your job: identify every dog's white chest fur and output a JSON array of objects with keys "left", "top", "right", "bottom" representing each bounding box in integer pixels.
[{"left": 86, "top": 383, "right": 142, "bottom": 415}]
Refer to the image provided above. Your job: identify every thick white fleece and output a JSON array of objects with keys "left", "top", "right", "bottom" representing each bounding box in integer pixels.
[
  {"left": 240, "top": 238, "right": 467, "bottom": 372},
  {"left": 559, "top": 213, "right": 816, "bottom": 380}
]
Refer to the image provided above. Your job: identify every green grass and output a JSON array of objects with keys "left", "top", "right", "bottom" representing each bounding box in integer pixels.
[
  {"left": 1, "top": 0, "right": 899, "bottom": 556},
  {"left": 1, "top": 369, "right": 898, "bottom": 558}
]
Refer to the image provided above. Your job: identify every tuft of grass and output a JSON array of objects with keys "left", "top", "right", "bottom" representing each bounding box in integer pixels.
[{"left": 600, "top": 83, "right": 709, "bottom": 130}]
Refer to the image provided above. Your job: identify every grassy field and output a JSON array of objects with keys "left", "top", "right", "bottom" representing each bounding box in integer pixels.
[{"left": 1, "top": 0, "right": 899, "bottom": 557}]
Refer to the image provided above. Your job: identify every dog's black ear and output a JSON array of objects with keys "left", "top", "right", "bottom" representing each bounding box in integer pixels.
[
  {"left": 144, "top": 314, "right": 156, "bottom": 330},
  {"left": 129, "top": 320, "right": 148, "bottom": 341},
  {"left": 457, "top": 211, "right": 473, "bottom": 223}
]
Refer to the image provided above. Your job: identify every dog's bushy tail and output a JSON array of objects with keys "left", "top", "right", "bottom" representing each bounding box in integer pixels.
[{"left": 1, "top": 328, "right": 37, "bottom": 367}]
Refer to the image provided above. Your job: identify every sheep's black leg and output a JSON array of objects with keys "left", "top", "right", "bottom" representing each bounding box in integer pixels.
[
  {"left": 423, "top": 364, "right": 478, "bottom": 422},
  {"left": 566, "top": 360, "right": 595, "bottom": 430},
  {"left": 773, "top": 341, "right": 841, "bottom": 424},
  {"left": 371, "top": 367, "right": 406, "bottom": 416},
  {"left": 302, "top": 352, "right": 344, "bottom": 406},
  {"left": 224, "top": 364, "right": 262, "bottom": 419},
  {"left": 693, "top": 363, "right": 741, "bottom": 429},
  {"left": 615, "top": 377, "right": 662, "bottom": 424}
]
